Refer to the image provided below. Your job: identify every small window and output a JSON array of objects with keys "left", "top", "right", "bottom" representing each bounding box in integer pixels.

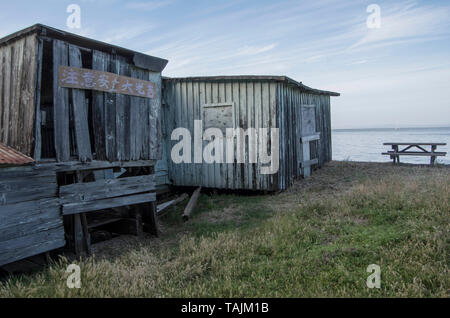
[{"left": 202, "top": 103, "right": 235, "bottom": 132}]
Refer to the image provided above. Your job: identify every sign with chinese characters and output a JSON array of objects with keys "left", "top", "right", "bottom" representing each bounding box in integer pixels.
[{"left": 58, "top": 66, "right": 156, "bottom": 99}]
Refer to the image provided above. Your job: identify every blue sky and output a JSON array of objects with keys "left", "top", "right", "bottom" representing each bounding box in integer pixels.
[{"left": 1, "top": 0, "right": 449, "bottom": 128}]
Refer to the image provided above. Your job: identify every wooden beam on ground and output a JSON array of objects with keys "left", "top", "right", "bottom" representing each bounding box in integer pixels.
[
  {"left": 182, "top": 187, "right": 202, "bottom": 222},
  {"left": 157, "top": 193, "right": 189, "bottom": 216}
]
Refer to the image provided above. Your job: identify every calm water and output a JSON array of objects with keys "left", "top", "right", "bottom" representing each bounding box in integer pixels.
[{"left": 332, "top": 127, "right": 450, "bottom": 165}]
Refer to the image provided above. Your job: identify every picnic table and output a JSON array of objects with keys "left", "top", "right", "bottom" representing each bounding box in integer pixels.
[{"left": 382, "top": 142, "right": 447, "bottom": 165}]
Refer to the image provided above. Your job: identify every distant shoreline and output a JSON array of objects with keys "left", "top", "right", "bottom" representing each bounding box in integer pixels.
[{"left": 333, "top": 126, "right": 450, "bottom": 132}]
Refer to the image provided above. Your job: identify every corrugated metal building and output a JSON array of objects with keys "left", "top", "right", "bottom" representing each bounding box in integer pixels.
[{"left": 160, "top": 76, "right": 339, "bottom": 191}]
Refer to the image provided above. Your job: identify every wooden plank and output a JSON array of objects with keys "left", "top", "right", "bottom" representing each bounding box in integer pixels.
[
  {"left": 253, "top": 81, "right": 261, "bottom": 190},
  {"left": 187, "top": 81, "right": 194, "bottom": 186},
  {"left": 300, "top": 134, "right": 320, "bottom": 143},
  {"left": 0, "top": 213, "right": 62, "bottom": 243},
  {"left": 60, "top": 174, "right": 156, "bottom": 204},
  {"left": 147, "top": 202, "right": 159, "bottom": 236},
  {"left": 105, "top": 54, "right": 117, "bottom": 161},
  {"left": 53, "top": 40, "right": 70, "bottom": 162},
  {"left": 0, "top": 198, "right": 60, "bottom": 230},
  {"left": 0, "top": 47, "right": 4, "bottom": 143},
  {"left": 10, "top": 38, "right": 25, "bottom": 153},
  {"left": 382, "top": 152, "right": 446, "bottom": 156},
  {"left": 1, "top": 184, "right": 57, "bottom": 205},
  {"left": 73, "top": 214, "right": 84, "bottom": 256},
  {"left": 149, "top": 71, "right": 162, "bottom": 160},
  {"left": 269, "top": 82, "right": 277, "bottom": 190},
  {"left": 192, "top": 81, "right": 201, "bottom": 187},
  {"left": 92, "top": 50, "right": 107, "bottom": 161},
  {"left": 384, "top": 142, "right": 446, "bottom": 146},
  {"left": 182, "top": 187, "right": 201, "bottom": 221},
  {"left": 0, "top": 227, "right": 65, "bottom": 267},
  {"left": 300, "top": 158, "right": 319, "bottom": 168},
  {"left": 19, "top": 35, "right": 37, "bottom": 157},
  {"left": 62, "top": 192, "right": 156, "bottom": 215},
  {"left": 130, "top": 67, "right": 141, "bottom": 160},
  {"left": 58, "top": 65, "right": 157, "bottom": 99},
  {"left": 1, "top": 46, "right": 12, "bottom": 145},
  {"left": 0, "top": 174, "right": 56, "bottom": 191},
  {"left": 115, "top": 57, "right": 129, "bottom": 161},
  {"left": 0, "top": 166, "right": 55, "bottom": 178},
  {"left": 225, "top": 82, "right": 234, "bottom": 190},
  {"left": 157, "top": 193, "right": 188, "bottom": 215},
  {"left": 35, "top": 159, "right": 156, "bottom": 172},
  {"left": 69, "top": 45, "right": 93, "bottom": 162},
  {"left": 34, "top": 37, "right": 44, "bottom": 161}
]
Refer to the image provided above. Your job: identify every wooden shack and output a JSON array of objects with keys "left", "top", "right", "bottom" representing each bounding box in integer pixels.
[
  {"left": 161, "top": 76, "right": 339, "bottom": 191},
  {"left": 0, "top": 24, "right": 167, "bottom": 265}
]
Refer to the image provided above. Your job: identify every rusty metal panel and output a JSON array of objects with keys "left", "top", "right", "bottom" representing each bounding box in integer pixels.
[{"left": 0, "top": 142, "right": 35, "bottom": 166}]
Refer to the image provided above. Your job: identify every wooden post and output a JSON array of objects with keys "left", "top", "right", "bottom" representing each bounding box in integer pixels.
[
  {"left": 391, "top": 145, "right": 399, "bottom": 164},
  {"left": 80, "top": 213, "right": 91, "bottom": 255},
  {"left": 302, "top": 140, "right": 311, "bottom": 177},
  {"left": 74, "top": 171, "right": 91, "bottom": 256},
  {"left": 148, "top": 202, "right": 159, "bottom": 237},
  {"left": 135, "top": 206, "right": 143, "bottom": 237},
  {"left": 431, "top": 145, "right": 436, "bottom": 165},
  {"left": 73, "top": 214, "right": 84, "bottom": 256}
]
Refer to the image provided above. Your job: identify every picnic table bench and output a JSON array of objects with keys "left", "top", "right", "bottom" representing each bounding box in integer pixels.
[{"left": 382, "top": 142, "right": 447, "bottom": 165}]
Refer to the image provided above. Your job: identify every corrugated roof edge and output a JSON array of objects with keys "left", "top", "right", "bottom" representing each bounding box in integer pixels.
[
  {"left": 0, "top": 143, "right": 35, "bottom": 167},
  {"left": 0, "top": 24, "right": 169, "bottom": 73},
  {"left": 162, "top": 75, "right": 340, "bottom": 96}
]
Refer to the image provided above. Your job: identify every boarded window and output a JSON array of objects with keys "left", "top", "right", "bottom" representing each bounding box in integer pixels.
[{"left": 202, "top": 103, "right": 234, "bottom": 132}]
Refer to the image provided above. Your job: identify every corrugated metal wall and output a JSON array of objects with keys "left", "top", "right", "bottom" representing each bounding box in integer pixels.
[
  {"left": 0, "top": 34, "right": 38, "bottom": 157},
  {"left": 163, "top": 79, "right": 279, "bottom": 191},
  {"left": 162, "top": 78, "right": 332, "bottom": 191}
]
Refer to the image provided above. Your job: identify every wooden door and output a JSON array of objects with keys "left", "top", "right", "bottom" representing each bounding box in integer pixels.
[{"left": 300, "top": 105, "right": 320, "bottom": 177}]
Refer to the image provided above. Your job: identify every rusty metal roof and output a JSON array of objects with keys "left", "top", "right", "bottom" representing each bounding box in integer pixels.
[{"left": 0, "top": 143, "right": 35, "bottom": 166}]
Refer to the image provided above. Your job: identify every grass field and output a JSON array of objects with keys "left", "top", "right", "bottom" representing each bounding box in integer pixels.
[{"left": 0, "top": 161, "right": 448, "bottom": 297}]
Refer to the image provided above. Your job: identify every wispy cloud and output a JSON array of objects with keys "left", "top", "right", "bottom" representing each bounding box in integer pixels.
[
  {"left": 125, "top": 0, "right": 174, "bottom": 11},
  {"left": 236, "top": 44, "right": 277, "bottom": 56},
  {"left": 350, "top": 1, "right": 450, "bottom": 49},
  {"left": 100, "top": 24, "right": 155, "bottom": 44}
]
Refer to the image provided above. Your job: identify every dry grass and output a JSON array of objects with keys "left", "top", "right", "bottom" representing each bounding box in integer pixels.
[{"left": 0, "top": 161, "right": 448, "bottom": 297}]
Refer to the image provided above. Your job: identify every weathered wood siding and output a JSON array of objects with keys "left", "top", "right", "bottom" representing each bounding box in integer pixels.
[
  {"left": 162, "top": 79, "right": 278, "bottom": 191},
  {"left": 0, "top": 34, "right": 39, "bottom": 157},
  {"left": 277, "top": 83, "right": 332, "bottom": 190},
  {"left": 0, "top": 166, "right": 65, "bottom": 266},
  {"left": 51, "top": 42, "right": 162, "bottom": 163}
]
